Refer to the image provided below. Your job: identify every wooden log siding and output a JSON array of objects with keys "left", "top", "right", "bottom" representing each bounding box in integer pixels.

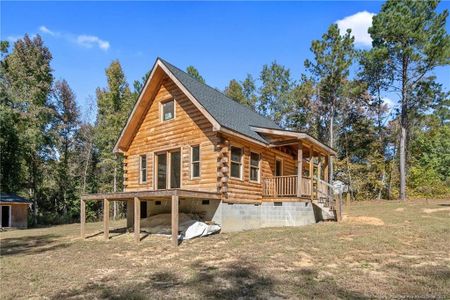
[
  {"left": 224, "top": 134, "right": 297, "bottom": 203},
  {"left": 124, "top": 77, "right": 219, "bottom": 192}
]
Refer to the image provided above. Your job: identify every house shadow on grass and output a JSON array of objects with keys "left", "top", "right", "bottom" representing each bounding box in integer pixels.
[
  {"left": 51, "top": 258, "right": 370, "bottom": 299},
  {"left": 0, "top": 234, "right": 69, "bottom": 256},
  {"left": 52, "top": 259, "right": 279, "bottom": 299}
]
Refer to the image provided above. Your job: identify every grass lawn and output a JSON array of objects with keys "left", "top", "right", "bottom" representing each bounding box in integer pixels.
[{"left": 1, "top": 199, "right": 450, "bottom": 299}]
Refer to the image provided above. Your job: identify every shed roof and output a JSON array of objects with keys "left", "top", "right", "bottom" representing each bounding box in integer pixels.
[{"left": 0, "top": 193, "right": 31, "bottom": 204}]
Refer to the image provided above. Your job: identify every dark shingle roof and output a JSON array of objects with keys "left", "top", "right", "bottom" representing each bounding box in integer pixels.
[
  {"left": 0, "top": 193, "right": 31, "bottom": 203},
  {"left": 160, "top": 59, "right": 281, "bottom": 143}
]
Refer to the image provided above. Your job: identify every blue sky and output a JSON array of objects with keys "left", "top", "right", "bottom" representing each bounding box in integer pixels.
[{"left": 2, "top": 1, "right": 449, "bottom": 121}]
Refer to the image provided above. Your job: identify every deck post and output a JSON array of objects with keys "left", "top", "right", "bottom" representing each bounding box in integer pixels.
[
  {"left": 171, "top": 195, "right": 179, "bottom": 246},
  {"left": 309, "top": 147, "right": 314, "bottom": 201},
  {"left": 127, "top": 198, "right": 134, "bottom": 229},
  {"left": 103, "top": 199, "right": 109, "bottom": 240},
  {"left": 134, "top": 197, "right": 140, "bottom": 243},
  {"left": 297, "top": 142, "right": 303, "bottom": 198},
  {"left": 80, "top": 199, "right": 86, "bottom": 239}
]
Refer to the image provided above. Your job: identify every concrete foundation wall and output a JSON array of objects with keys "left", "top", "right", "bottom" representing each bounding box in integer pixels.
[
  {"left": 220, "top": 201, "right": 316, "bottom": 232},
  {"left": 127, "top": 199, "right": 317, "bottom": 233}
]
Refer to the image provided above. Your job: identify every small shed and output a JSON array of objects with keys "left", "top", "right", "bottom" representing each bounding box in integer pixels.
[{"left": 0, "top": 193, "right": 31, "bottom": 228}]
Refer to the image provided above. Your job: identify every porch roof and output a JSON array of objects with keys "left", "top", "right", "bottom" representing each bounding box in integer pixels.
[{"left": 249, "top": 126, "right": 337, "bottom": 156}]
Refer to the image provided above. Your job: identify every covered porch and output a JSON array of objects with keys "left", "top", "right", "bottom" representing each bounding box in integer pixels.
[
  {"left": 80, "top": 189, "right": 221, "bottom": 245},
  {"left": 252, "top": 126, "right": 336, "bottom": 204}
]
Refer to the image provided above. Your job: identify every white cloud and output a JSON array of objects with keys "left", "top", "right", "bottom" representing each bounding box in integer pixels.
[
  {"left": 336, "top": 11, "right": 375, "bottom": 47},
  {"left": 76, "top": 35, "right": 110, "bottom": 51},
  {"left": 382, "top": 97, "right": 395, "bottom": 110},
  {"left": 39, "top": 25, "right": 57, "bottom": 36},
  {"left": 37, "top": 25, "right": 110, "bottom": 51}
]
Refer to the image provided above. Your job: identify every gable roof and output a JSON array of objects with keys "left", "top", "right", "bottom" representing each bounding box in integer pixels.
[
  {"left": 0, "top": 193, "right": 31, "bottom": 204},
  {"left": 114, "top": 58, "right": 335, "bottom": 155},
  {"left": 159, "top": 59, "right": 281, "bottom": 143}
]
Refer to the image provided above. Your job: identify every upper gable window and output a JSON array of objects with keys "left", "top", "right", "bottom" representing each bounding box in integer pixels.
[{"left": 162, "top": 99, "right": 175, "bottom": 121}]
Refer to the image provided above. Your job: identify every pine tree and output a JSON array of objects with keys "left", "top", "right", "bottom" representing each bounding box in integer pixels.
[
  {"left": 95, "top": 60, "right": 134, "bottom": 194},
  {"left": 186, "top": 65, "right": 205, "bottom": 83},
  {"left": 368, "top": 0, "right": 450, "bottom": 200},
  {"left": 259, "top": 61, "right": 292, "bottom": 124},
  {"left": 53, "top": 79, "right": 80, "bottom": 217}
]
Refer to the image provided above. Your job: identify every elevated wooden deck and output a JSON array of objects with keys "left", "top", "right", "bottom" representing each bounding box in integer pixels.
[{"left": 80, "top": 189, "right": 221, "bottom": 246}]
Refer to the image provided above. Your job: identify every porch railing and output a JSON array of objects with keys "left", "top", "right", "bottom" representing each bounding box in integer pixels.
[{"left": 263, "top": 175, "right": 317, "bottom": 197}]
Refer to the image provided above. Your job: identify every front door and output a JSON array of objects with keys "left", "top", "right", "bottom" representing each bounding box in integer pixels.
[
  {"left": 275, "top": 159, "right": 283, "bottom": 176},
  {"left": 1, "top": 206, "right": 10, "bottom": 227},
  {"left": 170, "top": 150, "right": 181, "bottom": 188},
  {"left": 156, "top": 150, "right": 181, "bottom": 189}
]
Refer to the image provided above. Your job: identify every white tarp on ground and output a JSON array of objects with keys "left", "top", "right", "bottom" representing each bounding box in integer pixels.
[{"left": 140, "top": 213, "right": 221, "bottom": 240}]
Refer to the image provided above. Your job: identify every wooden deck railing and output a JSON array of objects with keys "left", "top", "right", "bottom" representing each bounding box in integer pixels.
[
  {"left": 262, "top": 175, "right": 298, "bottom": 197},
  {"left": 263, "top": 175, "right": 318, "bottom": 197}
]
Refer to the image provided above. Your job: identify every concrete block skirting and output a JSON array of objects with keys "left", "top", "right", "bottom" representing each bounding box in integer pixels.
[
  {"left": 218, "top": 201, "right": 317, "bottom": 232},
  {"left": 133, "top": 199, "right": 317, "bottom": 233}
]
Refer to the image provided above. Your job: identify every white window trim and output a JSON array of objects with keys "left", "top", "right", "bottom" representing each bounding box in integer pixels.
[
  {"left": 160, "top": 98, "right": 176, "bottom": 122},
  {"left": 275, "top": 157, "right": 283, "bottom": 177},
  {"left": 0, "top": 205, "right": 12, "bottom": 228},
  {"left": 230, "top": 145, "right": 243, "bottom": 180},
  {"left": 139, "top": 155, "right": 147, "bottom": 184},
  {"left": 249, "top": 151, "right": 261, "bottom": 183},
  {"left": 191, "top": 145, "right": 201, "bottom": 179}
]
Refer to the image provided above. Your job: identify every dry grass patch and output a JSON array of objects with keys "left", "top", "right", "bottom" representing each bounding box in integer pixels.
[{"left": 1, "top": 199, "right": 450, "bottom": 299}]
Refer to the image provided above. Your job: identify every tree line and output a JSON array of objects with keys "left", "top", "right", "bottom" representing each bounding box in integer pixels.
[{"left": 0, "top": 0, "right": 449, "bottom": 225}]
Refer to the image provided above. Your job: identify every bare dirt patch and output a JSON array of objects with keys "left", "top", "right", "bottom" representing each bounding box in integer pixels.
[
  {"left": 342, "top": 215, "right": 385, "bottom": 226},
  {"left": 423, "top": 207, "right": 450, "bottom": 213}
]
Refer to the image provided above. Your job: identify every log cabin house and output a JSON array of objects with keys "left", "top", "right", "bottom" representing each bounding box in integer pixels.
[{"left": 81, "top": 58, "right": 338, "bottom": 245}]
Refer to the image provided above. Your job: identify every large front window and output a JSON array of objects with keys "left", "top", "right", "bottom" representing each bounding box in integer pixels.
[
  {"left": 230, "top": 146, "right": 242, "bottom": 179},
  {"left": 250, "top": 152, "right": 260, "bottom": 182}
]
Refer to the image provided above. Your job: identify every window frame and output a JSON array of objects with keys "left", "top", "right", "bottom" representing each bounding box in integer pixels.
[
  {"left": 249, "top": 151, "right": 261, "bottom": 183},
  {"left": 160, "top": 98, "right": 176, "bottom": 122},
  {"left": 154, "top": 148, "right": 182, "bottom": 190},
  {"left": 139, "top": 154, "right": 147, "bottom": 184},
  {"left": 230, "top": 145, "right": 243, "bottom": 180},
  {"left": 191, "top": 145, "right": 201, "bottom": 179}
]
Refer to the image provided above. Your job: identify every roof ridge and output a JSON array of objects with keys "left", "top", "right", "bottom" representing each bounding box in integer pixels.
[{"left": 158, "top": 58, "right": 280, "bottom": 128}]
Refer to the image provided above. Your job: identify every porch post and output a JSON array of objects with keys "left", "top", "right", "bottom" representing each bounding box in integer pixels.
[
  {"left": 171, "top": 195, "right": 179, "bottom": 246},
  {"left": 297, "top": 142, "right": 303, "bottom": 198},
  {"left": 134, "top": 197, "right": 140, "bottom": 243},
  {"left": 103, "top": 199, "right": 109, "bottom": 240},
  {"left": 309, "top": 147, "right": 314, "bottom": 201},
  {"left": 80, "top": 199, "right": 86, "bottom": 239},
  {"left": 324, "top": 156, "right": 329, "bottom": 183},
  {"left": 317, "top": 155, "right": 322, "bottom": 200}
]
